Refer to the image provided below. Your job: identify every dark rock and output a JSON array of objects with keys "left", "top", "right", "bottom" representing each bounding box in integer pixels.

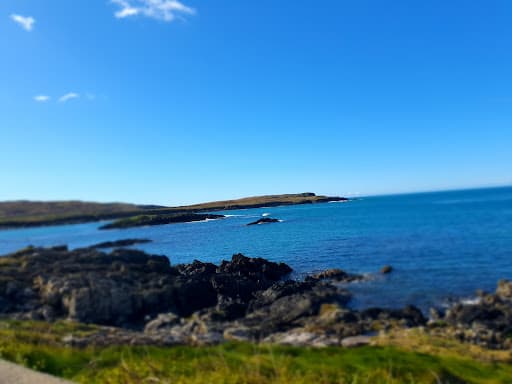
[
  {"left": 0, "top": 246, "right": 300, "bottom": 327},
  {"left": 176, "top": 260, "right": 217, "bottom": 277},
  {"left": 89, "top": 238, "right": 152, "bottom": 249},
  {"left": 380, "top": 265, "right": 393, "bottom": 274},
  {"left": 392, "top": 305, "right": 427, "bottom": 326},
  {"left": 246, "top": 218, "right": 280, "bottom": 226},
  {"left": 359, "top": 305, "right": 426, "bottom": 326},
  {"left": 243, "top": 280, "right": 351, "bottom": 335},
  {"left": 306, "top": 268, "right": 364, "bottom": 283},
  {"left": 0, "top": 244, "right": 476, "bottom": 349},
  {"left": 218, "top": 253, "right": 292, "bottom": 281},
  {"left": 307, "top": 269, "right": 349, "bottom": 281}
]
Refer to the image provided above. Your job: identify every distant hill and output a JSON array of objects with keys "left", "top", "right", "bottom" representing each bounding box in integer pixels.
[
  {"left": 0, "top": 193, "right": 346, "bottom": 229},
  {"left": 0, "top": 200, "right": 166, "bottom": 229},
  {"left": 176, "top": 193, "right": 346, "bottom": 212},
  {"left": 0, "top": 200, "right": 164, "bottom": 219}
]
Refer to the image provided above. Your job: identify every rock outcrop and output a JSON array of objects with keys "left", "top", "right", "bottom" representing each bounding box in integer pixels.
[
  {"left": 0, "top": 246, "right": 292, "bottom": 327},
  {"left": 429, "top": 280, "right": 512, "bottom": 349},
  {"left": 306, "top": 268, "right": 364, "bottom": 283},
  {"left": 5, "top": 245, "right": 485, "bottom": 349},
  {"left": 246, "top": 218, "right": 281, "bottom": 226}
]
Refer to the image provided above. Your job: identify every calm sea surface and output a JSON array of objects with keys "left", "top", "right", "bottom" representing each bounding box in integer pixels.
[{"left": 1, "top": 187, "right": 511, "bottom": 312}]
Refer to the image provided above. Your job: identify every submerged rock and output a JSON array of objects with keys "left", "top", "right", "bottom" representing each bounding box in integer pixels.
[
  {"left": 88, "top": 238, "right": 152, "bottom": 249},
  {"left": 306, "top": 268, "right": 364, "bottom": 283}
]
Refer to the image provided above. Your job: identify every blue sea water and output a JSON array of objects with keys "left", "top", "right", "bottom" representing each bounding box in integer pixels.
[{"left": 1, "top": 186, "right": 511, "bottom": 312}]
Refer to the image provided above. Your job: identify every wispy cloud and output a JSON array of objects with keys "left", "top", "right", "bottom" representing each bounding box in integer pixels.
[
  {"left": 10, "top": 14, "right": 35, "bottom": 31},
  {"left": 58, "top": 92, "right": 80, "bottom": 103},
  {"left": 111, "top": 0, "right": 195, "bottom": 22},
  {"left": 34, "top": 95, "right": 50, "bottom": 102}
]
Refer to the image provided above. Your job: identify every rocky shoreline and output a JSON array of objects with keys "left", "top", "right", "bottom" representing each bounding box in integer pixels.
[
  {"left": 1, "top": 245, "right": 511, "bottom": 349},
  {"left": 99, "top": 213, "right": 225, "bottom": 230}
]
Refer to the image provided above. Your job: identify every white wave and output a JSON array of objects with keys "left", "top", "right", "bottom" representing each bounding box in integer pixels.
[
  {"left": 460, "top": 297, "right": 481, "bottom": 305},
  {"left": 262, "top": 213, "right": 270, "bottom": 217},
  {"left": 187, "top": 218, "right": 223, "bottom": 224}
]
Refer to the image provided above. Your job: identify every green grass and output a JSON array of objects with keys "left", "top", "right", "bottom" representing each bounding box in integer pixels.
[{"left": 0, "top": 321, "right": 512, "bottom": 383}]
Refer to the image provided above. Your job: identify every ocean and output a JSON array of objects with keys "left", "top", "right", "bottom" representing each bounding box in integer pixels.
[{"left": 1, "top": 186, "right": 511, "bottom": 312}]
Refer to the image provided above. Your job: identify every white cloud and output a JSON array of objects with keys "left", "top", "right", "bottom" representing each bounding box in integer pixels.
[
  {"left": 112, "top": 0, "right": 195, "bottom": 22},
  {"left": 58, "top": 92, "right": 80, "bottom": 103},
  {"left": 10, "top": 14, "right": 35, "bottom": 31},
  {"left": 34, "top": 95, "right": 50, "bottom": 102}
]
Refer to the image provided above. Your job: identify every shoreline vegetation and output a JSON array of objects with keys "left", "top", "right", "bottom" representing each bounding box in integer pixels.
[
  {"left": 0, "top": 193, "right": 347, "bottom": 230},
  {"left": 1, "top": 322, "right": 511, "bottom": 384},
  {"left": 1, "top": 245, "right": 512, "bottom": 382}
]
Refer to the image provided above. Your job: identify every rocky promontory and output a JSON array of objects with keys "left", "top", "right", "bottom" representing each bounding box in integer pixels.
[
  {"left": 99, "top": 213, "right": 225, "bottom": 230},
  {"left": 1, "top": 245, "right": 509, "bottom": 349},
  {"left": 0, "top": 245, "right": 426, "bottom": 347}
]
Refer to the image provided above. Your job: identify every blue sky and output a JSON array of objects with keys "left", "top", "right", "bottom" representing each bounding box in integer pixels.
[{"left": 1, "top": 0, "right": 511, "bottom": 205}]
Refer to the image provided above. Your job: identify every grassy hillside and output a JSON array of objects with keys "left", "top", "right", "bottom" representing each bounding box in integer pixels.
[
  {"left": 0, "top": 193, "right": 344, "bottom": 229},
  {"left": 0, "top": 201, "right": 163, "bottom": 229},
  {"left": 0, "top": 200, "right": 159, "bottom": 218},
  {"left": 0, "top": 320, "right": 511, "bottom": 384}
]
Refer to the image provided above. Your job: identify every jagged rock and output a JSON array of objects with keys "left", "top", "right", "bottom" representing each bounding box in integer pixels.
[
  {"left": 243, "top": 281, "right": 350, "bottom": 335},
  {"left": 0, "top": 246, "right": 293, "bottom": 327},
  {"left": 218, "top": 253, "right": 292, "bottom": 281},
  {"left": 7, "top": 244, "right": 503, "bottom": 350}
]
